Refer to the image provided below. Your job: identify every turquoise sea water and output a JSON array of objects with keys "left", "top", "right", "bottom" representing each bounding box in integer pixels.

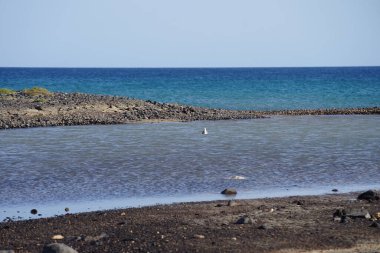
[{"left": 1, "top": 67, "right": 380, "bottom": 110}]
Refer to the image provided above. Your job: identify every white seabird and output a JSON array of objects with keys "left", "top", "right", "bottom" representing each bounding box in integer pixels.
[
  {"left": 202, "top": 128, "right": 208, "bottom": 135},
  {"left": 227, "top": 175, "right": 246, "bottom": 180}
]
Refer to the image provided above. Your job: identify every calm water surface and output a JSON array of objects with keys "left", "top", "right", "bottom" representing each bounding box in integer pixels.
[
  {"left": 1, "top": 67, "right": 380, "bottom": 110},
  {"left": 1, "top": 115, "right": 379, "bottom": 220}
]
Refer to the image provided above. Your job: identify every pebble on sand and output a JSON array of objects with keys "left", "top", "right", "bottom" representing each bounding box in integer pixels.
[
  {"left": 236, "top": 216, "right": 254, "bottom": 224},
  {"left": 258, "top": 224, "right": 271, "bottom": 230},
  {"left": 227, "top": 200, "right": 237, "bottom": 206},
  {"left": 30, "top": 209, "right": 38, "bottom": 215},
  {"left": 193, "top": 234, "right": 205, "bottom": 239},
  {"left": 51, "top": 235, "right": 64, "bottom": 240}
]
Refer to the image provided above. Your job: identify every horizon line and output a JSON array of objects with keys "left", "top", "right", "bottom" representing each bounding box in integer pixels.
[{"left": 1, "top": 65, "right": 380, "bottom": 69}]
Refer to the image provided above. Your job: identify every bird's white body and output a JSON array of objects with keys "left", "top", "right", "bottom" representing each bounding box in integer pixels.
[
  {"left": 202, "top": 128, "right": 208, "bottom": 135},
  {"left": 227, "top": 176, "right": 246, "bottom": 180}
]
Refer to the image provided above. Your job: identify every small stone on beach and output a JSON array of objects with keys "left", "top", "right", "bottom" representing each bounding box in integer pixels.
[
  {"left": 258, "top": 224, "right": 271, "bottom": 230},
  {"left": 84, "top": 232, "right": 109, "bottom": 243},
  {"left": 52, "top": 235, "right": 64, "bottom": 240},
  {"left": 221, "top": 188, "right": 237, "bottom": 195},
  {"left": 193, "top": 234, "right": 205, "bottom": 239},
  {"left": 293, "top": 200, "right": 305, "bottom": 206},
  {"left": 345, "top": 208, "right": 371, "bottom": 219},
  {"left": 236, "top": 215, "right": 254, "bottom": 224},
  {"left": 228, "top": 200, "right": 237, "bottom": 206},
  {"left": 30, "top": 209, "right": 38, "bottom": 215}
]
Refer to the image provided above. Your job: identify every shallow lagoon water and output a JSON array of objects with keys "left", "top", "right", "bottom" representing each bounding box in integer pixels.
[{"left": 1, "top": 115, "right": 380, "bottom": 220}]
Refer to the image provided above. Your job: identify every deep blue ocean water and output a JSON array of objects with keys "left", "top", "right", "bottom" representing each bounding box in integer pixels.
[{"left": 1, "top": 67, "right": 379, "bottom": 110}]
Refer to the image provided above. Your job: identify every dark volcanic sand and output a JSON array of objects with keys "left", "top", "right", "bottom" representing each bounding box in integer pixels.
[
  {"left": 1, "top": 193, "right": 380, "bottom": 252},
  {"left": 1, "top": 92, "right": 379, "bottom": 129}
]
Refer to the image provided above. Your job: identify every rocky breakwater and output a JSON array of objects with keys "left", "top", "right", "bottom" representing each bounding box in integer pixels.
[
  {"left": 1, "top": 90, "right": 379, "bottom": 130},
  {"left": 0, "top": 91, "right": 265, "bottom": 129},
  {"left": 261, "top": 107, "right": 380, "bottom": 116}
]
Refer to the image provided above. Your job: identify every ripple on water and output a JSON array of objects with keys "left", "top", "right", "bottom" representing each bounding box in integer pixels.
[{"left": 0, "top": 115, "right": 379, "bottom": 208}]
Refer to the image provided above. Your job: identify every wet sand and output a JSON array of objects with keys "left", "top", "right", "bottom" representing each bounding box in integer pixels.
[
  {"left": 1, "top": 192, "right": 380, "bottom": 252},
  {"left": 1, "top": 91, "right": 379, "bottom": 129}
]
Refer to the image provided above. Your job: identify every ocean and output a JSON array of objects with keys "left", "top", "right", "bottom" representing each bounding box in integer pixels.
[
  {"left": 1, "top": 67, "right": 380, "bottom": 110},
  {"left": 0, "top": 67, "right": 379, "bottom": 220}
]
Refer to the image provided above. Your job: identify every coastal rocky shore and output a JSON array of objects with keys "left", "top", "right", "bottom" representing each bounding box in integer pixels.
[
  {"left": 1, "top": 91, "right": 379, "bottom": 129},
  {"left": 1, "top": 192, "right": 380, "bottom": 252}
]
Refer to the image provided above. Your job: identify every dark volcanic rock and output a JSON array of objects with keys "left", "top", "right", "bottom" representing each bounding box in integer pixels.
[
  {"left": 357, "top": 190, "right": 379, "bottom": 201},
  {"left": 1, "top": 91, "right": 379, "bottom": 130},
  {"left": 236, "top": 215, "right": 254, "bottom": 224}
]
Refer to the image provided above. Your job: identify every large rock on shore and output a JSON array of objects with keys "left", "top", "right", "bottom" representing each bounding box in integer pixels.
[
  {"left": 357, "top": 190, "right": 379, "bottom": 201},
  {"left": 42, "top": 243, "right": 78, "bottom": 253}
]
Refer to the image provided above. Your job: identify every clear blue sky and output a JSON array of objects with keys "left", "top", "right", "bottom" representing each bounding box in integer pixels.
[{"left": 0, "top": 0, "right": 379, "bottom": 67}]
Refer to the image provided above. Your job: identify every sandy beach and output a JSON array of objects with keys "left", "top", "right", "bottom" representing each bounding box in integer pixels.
[{"left": 1, "top": 191, "right": 380, "bottom": 252}]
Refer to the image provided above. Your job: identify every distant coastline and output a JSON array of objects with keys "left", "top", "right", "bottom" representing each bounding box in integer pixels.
[{"left": 1, "top": 90, "right": 379, "bottom": 130}]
